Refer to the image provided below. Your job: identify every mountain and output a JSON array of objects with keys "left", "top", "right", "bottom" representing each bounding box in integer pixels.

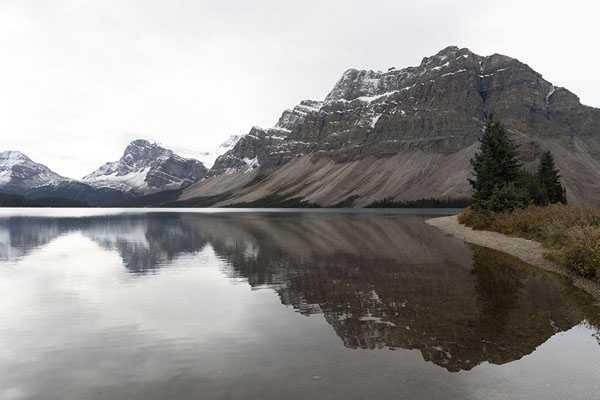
[
  {"left": 0, "top": 140, "right": 207, "bottom": 205},
  {"left": 0, "top": 151, "right": 126, "bottom": 205},
  {"left": 82, "top": 139, "right": 207, "bottom": 195},
  {"left": 0, "top": 151, "right": 68, "bottom": 193},
  {"left": 181, "top": 46, "right": 600, "bottom": 206}
]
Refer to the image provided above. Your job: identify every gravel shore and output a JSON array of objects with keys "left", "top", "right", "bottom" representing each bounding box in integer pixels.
[{"left": 426, "top": 215, "right": 600, "bottom": 303}]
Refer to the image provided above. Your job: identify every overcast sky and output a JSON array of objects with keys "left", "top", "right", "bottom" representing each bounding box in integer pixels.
[{"left": 1, "top": 0, "right": 598, "bottom": 178}]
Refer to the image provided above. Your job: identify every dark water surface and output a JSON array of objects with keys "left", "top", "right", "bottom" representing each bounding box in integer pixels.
[{"left": 0, "top": 208, "right": 599, "bottom": 399}]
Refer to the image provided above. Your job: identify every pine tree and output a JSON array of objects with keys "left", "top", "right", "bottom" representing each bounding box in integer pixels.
[
  {"left": 517, "top": 169, "right": 548, "bottom": 206},
  {"left": 537, "top": 151, "right": 567, "bottom": 204},
  {"left": 469, "top": 117, "right": 522, "bottom": 205}
]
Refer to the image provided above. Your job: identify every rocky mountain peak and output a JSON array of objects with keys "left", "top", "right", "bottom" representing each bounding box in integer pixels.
[
  {"left": 483, "top": 53, "right": 517, "bottom": 71},
  {"left": 420, "top": 46, "right": 476, "bottom": 69},
  {"left": 120, "top": 139, "right": 170, "bottom": 166},
  {"left": 324, "top": 69, "right": 383, "bottom": 102},
  {"left": 0, "top": 150, "right": 30, "bottom": 162},
  {"left": 420, "top": 45, "right": 464, "bottom": 64},
  {"left": 124, "top": 139, "right": 159, "bottom": 153},
  {"left": 0, "top": 150, "right": 66, "bottom": 191},
  {"left": 83, "top": 139, "right": 207, "bottom": 194},
  {"left": 324, "top": 46, "right": 481, "bottom": 105}
]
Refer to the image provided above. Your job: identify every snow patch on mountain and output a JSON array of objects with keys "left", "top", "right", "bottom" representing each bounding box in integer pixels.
[
  {"left": 243, "top": 157, "right": 259, "bottom": 171},
  {"left": 83, "top": 166, "right": 152, "bottom": 192},
  {"left": 370, "top": 114, "right": 381, "bottom": 128}
]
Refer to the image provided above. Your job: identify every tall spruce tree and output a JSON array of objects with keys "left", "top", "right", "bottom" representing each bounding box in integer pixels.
[
  {"left": 517, "top": 169, "right": 548, "bottom": 206},
  {"left": 537, "top": 151, "right": 567, "bottom": 204},
  {"left": 469, "top": 117, "right": 522, "bottom": 205}
]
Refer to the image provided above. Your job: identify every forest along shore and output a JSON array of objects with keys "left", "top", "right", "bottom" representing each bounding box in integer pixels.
[{"left": 426, "top": 215, "right": 600, "bottom": 303}]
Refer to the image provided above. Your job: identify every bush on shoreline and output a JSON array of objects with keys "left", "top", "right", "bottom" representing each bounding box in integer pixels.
[{"left": 458, "top": 204, "right": 600, "bottom": 280}]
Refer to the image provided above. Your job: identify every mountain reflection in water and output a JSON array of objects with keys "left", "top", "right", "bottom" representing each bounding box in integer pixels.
[{"left": 1, "top": 211, "right": 597, "bottom": 374}]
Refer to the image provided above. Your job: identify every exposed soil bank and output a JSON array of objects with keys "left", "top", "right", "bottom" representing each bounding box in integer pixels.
[{"left": 426, "top": 215, "right": 600, "bottom": 303}]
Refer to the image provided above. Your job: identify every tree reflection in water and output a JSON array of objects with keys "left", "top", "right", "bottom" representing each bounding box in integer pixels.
[{"left": 472, "top": 246, "right": 526, "bottom": 338}]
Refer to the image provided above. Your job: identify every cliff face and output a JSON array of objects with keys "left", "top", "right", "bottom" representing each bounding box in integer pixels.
[{"left": 184, "top": 46, "right": 600, "bottom": 206}]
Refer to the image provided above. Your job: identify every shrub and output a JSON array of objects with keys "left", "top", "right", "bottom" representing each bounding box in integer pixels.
[
  {"left": 479, "top": 183, "right": 530, "bottom": 213},
  {"left": 458, "top": 204, "right": 600, "bottom": 281},
  {"left": 458, "top": 206, "right": 491, "bottom": 229},
  {"left": 558, "top": 226, "right": 600, "bottom": 279}
]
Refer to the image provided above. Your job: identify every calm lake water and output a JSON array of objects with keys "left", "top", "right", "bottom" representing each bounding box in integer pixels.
[{"left": 0, "top": 208, "right": 599, "bottom": 400}]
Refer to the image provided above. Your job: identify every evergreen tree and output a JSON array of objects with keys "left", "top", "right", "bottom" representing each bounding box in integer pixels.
[
  {"left": 537, "top": 151, "right": 567, "bottom": 204},
  {"left": 469, "top": 117, "right": 522, "bottom": 205},
  {"left": 517, "top": 169, "right": 547, "bottom": 206}
]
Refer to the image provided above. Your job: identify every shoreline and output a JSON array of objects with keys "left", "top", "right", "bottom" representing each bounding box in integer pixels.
[{"left": 426, "top": 215, "right": 600, "bottom": 303}]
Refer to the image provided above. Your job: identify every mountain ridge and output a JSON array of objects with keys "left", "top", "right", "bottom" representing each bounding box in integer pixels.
[
  {"left": 181, "top": 46, "right": 600, "bottom": 206},
  {"left": 0, "top": 140, "right": 209, "bottom": 205},
  {"left": 0, "top": 150, "right": 68, "bottom": 192},
  {"left": 2, "top": 46, "right": 599, "bottom": 207}
]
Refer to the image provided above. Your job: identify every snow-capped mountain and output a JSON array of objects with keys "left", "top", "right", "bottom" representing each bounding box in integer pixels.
[
  {"left": 0, "top": 141, "right": 209, "bottom": 205},
  {"left": 195, "top": 135, "right": 242, "bottom": 169},
  {"left": 0, "top": 151, "right": 68, "bottom": 193},
  {"left": 82, "top": 139, "right": 208, "bottom": 194},
  {"left": 0, "top": 150, "right": 137, "bottom": 205}
]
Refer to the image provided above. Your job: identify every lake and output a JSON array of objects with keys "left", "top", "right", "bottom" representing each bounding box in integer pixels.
[{"left": 0, "top": 209, "right": 599, "bottom": 399}]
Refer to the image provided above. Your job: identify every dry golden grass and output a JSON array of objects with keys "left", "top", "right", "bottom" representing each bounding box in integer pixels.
[{"left": 459, "top": 204, "right": 600, "bottom": 280}]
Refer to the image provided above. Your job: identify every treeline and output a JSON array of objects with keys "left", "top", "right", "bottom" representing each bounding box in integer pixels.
[
  {"left": 226, "top": 194, "right": 472, "bottom": 209},
  {"left": 115, "top": 189, "right": 183, "bottom": 207},
  {"left": 366, "top": 197, "right": 473, "bottom": 208},
  {"left": 0, "top": 192, "right": 89, "bottom": 207},
  {"left": 224, "top": 194, "right": 321, "bottom": 208}
]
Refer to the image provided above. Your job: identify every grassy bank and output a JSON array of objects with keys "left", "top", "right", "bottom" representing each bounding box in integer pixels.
[{"left": 458, "top": 204, "right": 600, "bottom": 280}]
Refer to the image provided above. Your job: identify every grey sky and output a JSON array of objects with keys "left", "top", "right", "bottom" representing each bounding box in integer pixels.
[{"left": 1, "top": 0, "right": 598, "bottom": 178}]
